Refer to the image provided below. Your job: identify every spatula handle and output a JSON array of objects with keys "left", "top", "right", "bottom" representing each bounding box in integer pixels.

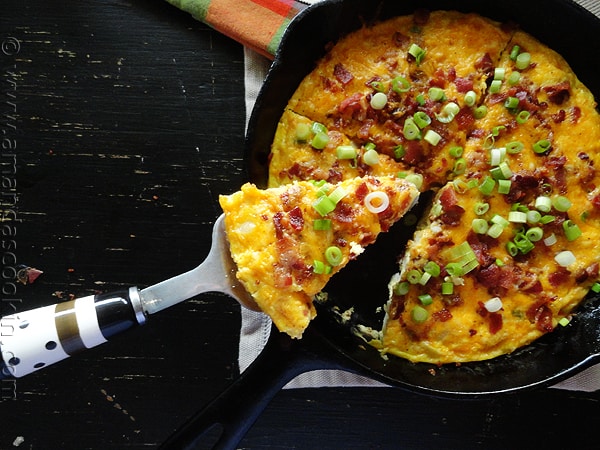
[{"left": 0, "top": 287, "right": 145, "bottom": 378}]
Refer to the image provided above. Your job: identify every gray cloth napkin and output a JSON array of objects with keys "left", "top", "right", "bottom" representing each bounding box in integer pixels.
[{"left": 240, "top": 0, "right": 600, "bottom": 391}]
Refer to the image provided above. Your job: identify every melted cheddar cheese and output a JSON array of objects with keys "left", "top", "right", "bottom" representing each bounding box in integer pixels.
[{"left": 267, "top": 10, "right": 600, "bottom": 362}]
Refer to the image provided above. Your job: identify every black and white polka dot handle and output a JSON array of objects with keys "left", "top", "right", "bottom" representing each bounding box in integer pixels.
[{"left": 0, "top": 287, "right": 145, "bottom": 378}]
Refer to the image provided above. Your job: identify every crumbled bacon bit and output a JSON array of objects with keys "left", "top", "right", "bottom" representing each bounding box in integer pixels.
[
  {"left": 474, "top": 53, "right": 494, "bottom": 77},
  {"left": 527, "top": 300, "right": 554, "bottom": 333},
  {"left": 288, "top": 206, "right": 304, "bottom": 232},
  {"left": 454, "top": 76, "right": 474, "bottom": 93},
  {"left": 548, "top": 266, "right": 571, "bottom": 287},
  {"left": 334, "top": 63, "right": 354, "bottom": 86},
  {"left": 543, "top": 81, "right": 571, "bottom": 105},
  {"left": 433, "top": 308, "right": 452, "bottom": 322}
]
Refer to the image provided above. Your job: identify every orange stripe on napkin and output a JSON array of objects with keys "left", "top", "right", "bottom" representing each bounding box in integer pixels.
[
  {"left": 206, "top": 0, "right": 287, "bottom": 57},
  {"left": 166, "top": 0, "right": 309, "bottom": 58}
]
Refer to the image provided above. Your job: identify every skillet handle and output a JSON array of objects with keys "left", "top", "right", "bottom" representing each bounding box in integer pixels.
[{"left": 160, "top": 325, "right": 354, "bottom": 450}]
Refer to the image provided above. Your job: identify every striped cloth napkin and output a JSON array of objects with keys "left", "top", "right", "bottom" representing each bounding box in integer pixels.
[
  {"left": 167, "top": 0, "right": 600, "bottom": 391},
  {"left": 165, "top": 0, "right": 313, "bottom": 58}
]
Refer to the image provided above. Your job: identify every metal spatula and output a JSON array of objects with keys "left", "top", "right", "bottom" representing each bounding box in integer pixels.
[{"left": 0, "top": 214, "right": 259, "bottom": 378}]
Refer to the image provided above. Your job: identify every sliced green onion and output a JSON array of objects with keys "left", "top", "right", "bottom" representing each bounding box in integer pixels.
[
  {"left": 484, "top": 296, "right": 503, "bottom": 313},
  {"left": 491, "top": 214, "right": 510, "bottom": 228},
  {"left": 328, "top": 186, "right": 347, "bottom": 204},
  {"left": 411, "top": 305, "right": 429, "bottom": 323},
  {"left": 526, "top": 227, "right": 544, "bottom": 242},
  {"left": 393, "top": 145, "right": 406, "bottom": 160},
  {"left": 472, "top": 218, "right": 489, "bottom": 234},
  {"left": 555, "top": 250, "right": 576, "bottom": 267},
  {"left": 418, "top": 271, "right": 432, "bottom": 285},
  {"left": 408, "top": 43, "right": 426, "bottom": 65},
  {"left": 445, "top": 262, "right": 465, "bottom": 277},
  {"left": 504, "top": 96, "right": 519, "bottom": 110},
  {"left": 535, "top": 196, "right": 552, "bottom": 213},
  {"left": 508, "top": 211, "right": 528, "bottom": 223},
  {"left": 591, "top": 282, "right": 600, "bottom": 293},
  {"left": 313, "top": 219, "right": 332, "bottom": 231},
  {"left": 336, "top": 145, "right": 357, "bottom": 160},
  {"left": 325, "top": 246, "right": 343, "bottom": 266},
  {"left": 540, "top": 215, "right": 556, "bottom": 225},
  {"left": 416, "top": 93, "right": 426, "bottom": 106},
  {"left": 436, "top": 102, "right": 460, "bottom": 123},
  {"left": 407, "top": 269, "right": 422, "bottom": 284},
  {"left": 441, "top": 282, "right": 454, "bottom": 295},
  {"left": 474, "top": 105, "right": 488, "bottom": 119},
  {"left": 413, "top": 111, "right": 432, "bottom": 129},
  {"left": 558, "top": 317, "right": 571, "bottom": 327},
  {"left": 514, "top": 232, "right": 535, "bottom": 254},
  {"left": 405, "top": 173, "right": 424, "bottom": 190},
  {"left": 418, "top": 294, "right": 433, "bottom": 305},
  {"left": 393, "top": 281, "right": 410, "bottom": 296},
  {"left": 553, "top": 195, "right": 572, "bottom": 212},
  {"left": 494, "top": 67, "right": 506, "bottom": 81},
  {"left": 499, "top": 161, "right": 513, "bottom": 178},
  {"left": 507, "top": 71, "right": 521, "bottom": 86},
  {"left": 444, "top": 241, "right": 475, "bottom": 261},
  {"left": 498, "top": 179, "right": 511, "bottom": 194},
  {"left": 370, "top": 92, "right": 388, "bottom": 110},
  {"left": 515, "top": 52, "right": 531, "bottom": 70},
  {"left": 506, "top": 241, "right": 518, "bottom": 257},
  {"left": 474, "top": 202, "right": 490, "bottom": 215},
  {"left": 533, "top": 139, "right": 551, "bottom": 154},
  {"left": 487, "top": 223, "right": 505, "bottom": 239},
  {"left": 403, "top": 117, "right": 421, "bottom": 140},
  {"left": 311, "top": 131, "right": 330, "bottom": 150},
  {"left": 563, "top": 220, "right": 582, "bottom": 241},
  {"left": 313, "top": 195, "right": 336, "bottom": 216},
  {"left": 509, "top": 45, "right": 521, "bottom": 61},
  {"left": 428, "top": 87, "right": 446, "bottom": 102},
  {"left": 506, "top": 141, "right": 524, "bottom": 154},
  {"left": 543, "top": 233, "right": 557, "bottom": 246},
  {"left": 363, "top": 148, "right": 380, "bottom": 166},
  {"left": 449, "top": 146, "right": 464, "bottom": 158},
  {"left": 479, "top": 176, "right": 496, "bottom": 195},
  {"left": 364, "top": 142, "right": 376, "bottom": 151},
  {"left": 526, "top": 210, "right": 542, "bottom": 224},
  {"left": 516, "top": 110, "right": 530, "bottom": 124},
  {"left": 490, "top": 147, "right": 506, "bottom": 166},
  {"left": 368, "top": 80, "right": 386, "bottom": 92},
  {"left": 489, "top": 79, "right": 502, "bottom": 94},
  {"left": 313, "top": 260, "right": 326, "bottom": 274},
  {"left": 311, "top": 122, "right": 327, "bottom": 134},
  {"left": 464, "top": 90, "right": 477, "bottom": 107},
  {"left": 295, "top": 122, "right": 311, "bottom": 142},
  {"left": 461, "top": 258, "right": 480, "bottom": 274},
  {"left": 453, "top": 158, "right": 467, "bottom": 175},
  {"left": 452, "top": 179, "right": 469, "bottom": 193},
  {"left": 424, "top": 129, "right": 442, "bottom": 146},
  {"left": 424, "top": 261, "right": 441, "bottom": 277},
  {"left": 392, "top": 76, "right": 411, "bottom": 93}
]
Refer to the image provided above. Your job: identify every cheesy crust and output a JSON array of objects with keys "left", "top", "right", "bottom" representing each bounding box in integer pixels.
[
  {"left": 267, "top": 10, "right": 600, "bottom": 362},
  {"left": 219, "top": 177, "right": 418, "bottom": 338}
]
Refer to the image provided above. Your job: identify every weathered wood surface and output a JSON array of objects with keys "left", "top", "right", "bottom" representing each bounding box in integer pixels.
[{"left": 0, "top": 1, "right": 598, "bottom": 449}]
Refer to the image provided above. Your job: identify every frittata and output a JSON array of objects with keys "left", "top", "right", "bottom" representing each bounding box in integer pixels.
[{"left": 267, "top": 10, "right": 600, "bottom": 362}]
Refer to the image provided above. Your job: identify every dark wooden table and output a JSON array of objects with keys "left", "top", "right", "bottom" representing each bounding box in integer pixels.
[{"left": 1, "top": 1, "right": 598, "bottom": 448}]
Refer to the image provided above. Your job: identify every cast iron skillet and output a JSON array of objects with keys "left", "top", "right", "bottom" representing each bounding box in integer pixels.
[{"left": 162, "top": 0, "right": 600, "bottom": 448}]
